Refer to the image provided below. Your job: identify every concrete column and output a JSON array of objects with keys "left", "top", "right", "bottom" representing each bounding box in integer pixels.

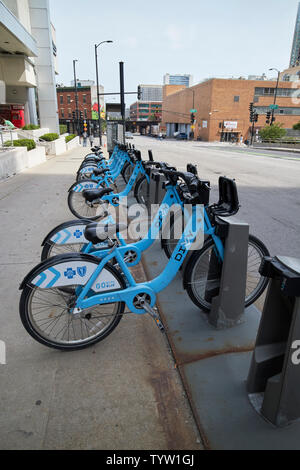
[
  {"left": 28, "top": 0, "right": 59, "bottom": 133},
  {"left": 27, "top": 87, "right": 38, "bottom": 125}
]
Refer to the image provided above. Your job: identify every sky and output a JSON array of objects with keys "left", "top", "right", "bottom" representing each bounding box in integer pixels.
[{"left": 50, "top": 0, "right": 300, "bottom": 106}]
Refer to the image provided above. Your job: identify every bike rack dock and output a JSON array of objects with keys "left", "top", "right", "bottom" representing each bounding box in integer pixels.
[
  {"left": 141, "top": 233, "right": 300, "bottom": 450},
  {"left": 119, "top": 171, "right": 300, "bottom": 449}
]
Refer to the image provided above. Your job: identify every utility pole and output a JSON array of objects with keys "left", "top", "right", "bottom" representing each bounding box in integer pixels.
[
  {"left": 95, "top": 40, "right": 113, "bottom": 145},
  {"left": 269, "top": 68, "right": 280, "bottom": 126},
  {"left": 119, "top": 61, "right": 126, "bottom": 143},
  {"left": 73, "top": 59, "right": 79, "bottom": 135}
]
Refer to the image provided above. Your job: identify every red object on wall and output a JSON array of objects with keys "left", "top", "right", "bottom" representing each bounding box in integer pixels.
[
  {"left": 0, "top": 104, "right": 25, "bottom": 128},
  {"left": 10, "top": 105, "right": 25, "bottom": 128}
]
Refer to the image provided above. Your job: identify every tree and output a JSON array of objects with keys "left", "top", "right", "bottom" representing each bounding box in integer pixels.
[
  {"left": 293, "top": 121, "right": 300, "bottom": 130},
  {"left": 259, "top": 123, "right": 286, "bottom": 141}
]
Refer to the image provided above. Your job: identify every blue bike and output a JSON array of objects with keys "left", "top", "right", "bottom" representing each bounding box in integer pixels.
[{"left": 19, "top": 170, "right": 269, "bottom": 350}]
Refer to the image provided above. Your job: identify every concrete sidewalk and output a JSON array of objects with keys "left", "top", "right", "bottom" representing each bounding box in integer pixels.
[{"left": 0, "top": 145, "right": 201, "bottom": 450}]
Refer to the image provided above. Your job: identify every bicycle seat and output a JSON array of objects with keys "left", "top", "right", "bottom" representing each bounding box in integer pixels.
[
  {"left": 82, "top": 187, "right": 114, "bottom": 202},
  {"left": 84, "top": 222, "right": 128, "bottom": 243},
  {"left": 93, "top": 168, "right": 110, "bottom": 176}
]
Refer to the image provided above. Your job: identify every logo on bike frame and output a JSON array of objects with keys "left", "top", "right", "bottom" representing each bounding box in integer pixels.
[{"left": 77, "top": 266, "right": 87, "bottom": 278}]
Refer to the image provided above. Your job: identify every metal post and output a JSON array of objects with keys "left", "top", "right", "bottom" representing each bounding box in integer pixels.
[
  {"left": 119, "top": 61, "right": 126, "bottom": 143},
  {"left": 95, "top": 44, "right": 102, "bottom": 145},
  {"left": 73, "top": 59, "right": 79, "bottom": 135},
  {"left": 250, "top": 120, "right": 255, "bottom": 145},
  {"left": 269, "top": 68, "right": 280, "bottom": 126}
]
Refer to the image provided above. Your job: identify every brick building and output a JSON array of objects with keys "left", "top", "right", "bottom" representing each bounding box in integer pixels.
[
  {"left": 162, "top": 79, "right": 300, "bottom": 142},
  {"left": 56, "top": 83, "right": 104, "bottom": 121},
  {"left": 130, "top": 101, "right": 162, "bottom": 122}
]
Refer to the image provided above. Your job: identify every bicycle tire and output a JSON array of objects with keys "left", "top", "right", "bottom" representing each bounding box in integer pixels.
[
  {"left": 134, "top": 175, "right": 150, "bottom": 205},
  {"left": 185, "top": 235, "right": 270, "bottom": 312},
  {"left": 121, "top": 162, "right": 133, "bottom": 183},
  {"left": 20, "top": 259, "right": 126, "bottom": 351},
  {"left": 68, "top": 180, "right": 107, "bottom": 221}
]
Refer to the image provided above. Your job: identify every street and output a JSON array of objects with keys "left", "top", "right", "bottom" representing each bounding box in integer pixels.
[{"left": 133, "top": 136, "right": 300, "bottom": 259}]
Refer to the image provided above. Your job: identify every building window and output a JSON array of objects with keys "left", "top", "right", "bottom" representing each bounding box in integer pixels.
[
  {"left": 68, "top": 109, "right": 71, "bottom": 118},
  {"left": 61, "top": 109, "right": 64, "bottom": 118},
  {"left": 83, "top": 95, "right": 87, "bottom": 104},
  {"left": 234, "top": 96, "right": 240, "bottom": 102},
  {"left": 255, "top": 106, "right": 300, "bottom": 115},
  {"left": 254, "top": 96, "right": 259, "bottom": 103},
  {"left": 67, "top": 95, "right": 71, "bottom": 104},
  {"left": 84, "top": 109, "right": 88, "bottom": 119},
  {"left": 60, "top": 95, "right": 63, "bottom": 104}
]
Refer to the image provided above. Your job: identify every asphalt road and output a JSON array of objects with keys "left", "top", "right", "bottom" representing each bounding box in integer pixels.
[{"left": 133, "top": 136, "right": 300, "bottom": 259}]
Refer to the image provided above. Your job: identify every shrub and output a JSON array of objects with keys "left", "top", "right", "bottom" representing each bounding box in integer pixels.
[
  {"left": 65, "top": 134, "right": 76, "bottom": 143},
  {"left": 259, "top": 123, "right": 286, "bottom": 141},
  {"left": 40, "top": 133, "right": 59, "bottom": 142},
  {"left": 59, "top": 124, "right": 67, "bottom": 135},
  {"left": 293, "top": 122, "right": 300, "bottom": 131},
  {"left": 4, "top": 139, "right": 36, "bottom": 151},
  {"left": 22, "top": 124, "right": 40, "bottom": 130}
]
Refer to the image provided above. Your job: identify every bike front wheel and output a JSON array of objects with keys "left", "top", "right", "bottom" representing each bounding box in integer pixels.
[
  {"left": 185, "top": 235, "right": 270, "bottom": 312},
  {"left": 20, "top": 263, "right": 126, "bottom": 351}
]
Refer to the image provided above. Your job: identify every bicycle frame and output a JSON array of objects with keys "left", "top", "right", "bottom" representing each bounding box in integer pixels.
[{"left": 73, "top": 204, "right": 205, "bottom": 315}]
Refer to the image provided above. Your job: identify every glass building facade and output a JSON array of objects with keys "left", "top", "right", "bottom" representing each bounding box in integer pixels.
[
  {"left": 290, "top": 2, "right": 300, "bottom": 67},
  {"left": 163, "top": 74, "right": 193, "bottom": 87}
]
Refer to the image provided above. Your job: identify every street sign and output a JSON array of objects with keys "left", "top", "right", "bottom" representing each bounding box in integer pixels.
[
  {"left": 269, "top": 104, "right": 279, "bottom": 110},
  {"left": 190, "top": 109, "right": 197, "bottom": 113}
]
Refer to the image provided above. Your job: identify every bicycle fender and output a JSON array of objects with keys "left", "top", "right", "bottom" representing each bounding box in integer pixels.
[
  {"left": 68, "top": 181, "right": 99, "bottom": 193},
  {"left": 19, "top": 254, "right": 122, "bottom": 293},
  {"left": 41, "top": 219, "right": 92, "bottom": 246}
]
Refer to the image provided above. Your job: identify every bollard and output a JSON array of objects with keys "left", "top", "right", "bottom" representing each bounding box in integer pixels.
[
  {"left": 247, "top": 256, "right": 300, "bottom": 427},
  {"left": 208, "top": 215, "right": 249, "bottom": 329}
]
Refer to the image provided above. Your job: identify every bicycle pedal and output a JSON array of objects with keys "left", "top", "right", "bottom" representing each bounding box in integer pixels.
[{"left": 142, "top": 302, "right": 164, "bottom": 332}]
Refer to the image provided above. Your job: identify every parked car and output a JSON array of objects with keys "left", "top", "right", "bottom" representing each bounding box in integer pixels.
[
  {"left": 125, "top": 132, "right": 133, "bottom": 139},
  {"left": 175, "top": 132, "right": 188, "bottom": 140}
]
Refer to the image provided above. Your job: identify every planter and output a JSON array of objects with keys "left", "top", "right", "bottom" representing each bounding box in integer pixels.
[
  {"left": 66, "top": 136, "right": 80, "bottom": 151},
  {"left": 18, "top": 128, "right": 50, "bottom": 139},
  {"left": 0, "top": 147, "right": 28, "bottom": 179},
  {"left": 27, "top": 146, "right": 46, "bottom": 168},
  {"left": 46, "top": 136, "right": 67, "bottom": 155}
]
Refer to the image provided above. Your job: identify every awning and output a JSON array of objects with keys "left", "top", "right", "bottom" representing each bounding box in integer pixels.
[{"left": 0, "top": 1, "right": 37, "bottom": 57}]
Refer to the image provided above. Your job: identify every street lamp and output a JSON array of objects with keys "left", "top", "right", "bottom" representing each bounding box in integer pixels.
[
  {"left": 95, "top": 40, "right": 113, "bottom": 145},
  {"left": 73, "top": 59, "right": 79, "bottom": 135},
  {"left": 269, "top": 67, "right": 280, "bottom": 126}
]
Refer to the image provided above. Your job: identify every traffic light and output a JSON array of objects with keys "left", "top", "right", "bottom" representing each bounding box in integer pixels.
[
  {"left": 249, "top": 102, "right": 254, "bottom": 122},
  {"left": 137, "top": 86, "right": 142, "bottom": 100},
  {"left": 79, "top": 111, "right": 83, "bottom": 120},
  {"left": 83, "top": 120, "right": 88, "bottom": 132},
  {"left": 254, "top": 113, "right": 258, "bottom": 123},
  {"left": 191, "top": 113, "right": 195, "bottom": 124},
  {"left": 72, "top": 111, "right": 76, "bottom": 120},
  {"left": 266, "top": 111, "right": 271, "bottom": 124}
]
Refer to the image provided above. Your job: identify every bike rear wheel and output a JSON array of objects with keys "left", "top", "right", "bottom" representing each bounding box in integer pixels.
[
  {"left": 121, "top": 162, "right": 133, "bottom": 183},
  {"left": 185, "top": 235, "right": 269, "bottom": 312},
  {"left": 134, "top": 175, "right": 150, "bottom": 205},
  {"left": 68, "top": 181, "right": 108, "bottom": 221}
]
